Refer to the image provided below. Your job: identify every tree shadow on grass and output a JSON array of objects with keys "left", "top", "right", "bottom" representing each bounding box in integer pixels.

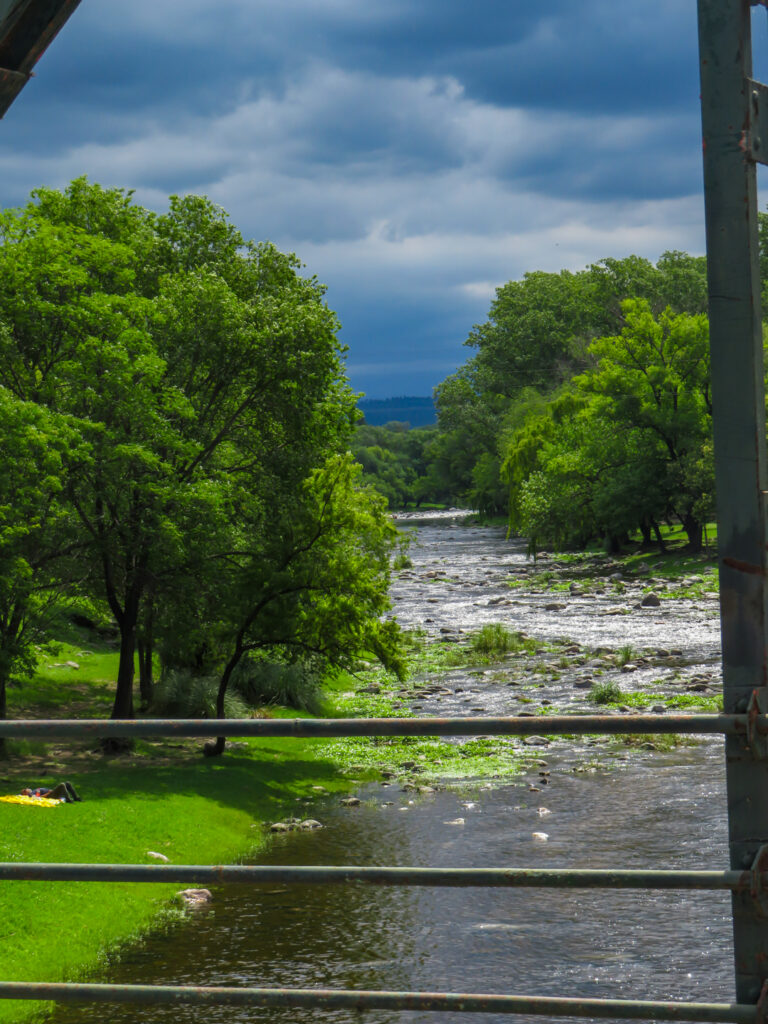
[{"left": 79, "top": 742, "right": 353, "bottom": 816}]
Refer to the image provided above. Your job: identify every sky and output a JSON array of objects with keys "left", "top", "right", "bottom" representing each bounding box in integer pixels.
[{"left": 2, "top": 1, "right": 765, "bottom": 398}]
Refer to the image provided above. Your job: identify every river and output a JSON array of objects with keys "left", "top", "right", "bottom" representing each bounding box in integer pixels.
[{"left": 49, "top": 514, "right": 733, "bottom": 1024}]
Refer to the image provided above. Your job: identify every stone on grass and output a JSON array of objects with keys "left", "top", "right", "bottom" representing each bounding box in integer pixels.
[{"left": 147, "top": 851, "right": 170, "bottom": 862}]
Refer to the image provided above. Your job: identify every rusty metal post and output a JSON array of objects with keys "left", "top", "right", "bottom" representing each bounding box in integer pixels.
[{"left": 698, "top": 0, "right": 768, "bottom": 1004}]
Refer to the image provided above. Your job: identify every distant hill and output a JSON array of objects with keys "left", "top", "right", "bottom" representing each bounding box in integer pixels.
[{"left": 358, "top": 396, "right": 437, "bottom": 427}]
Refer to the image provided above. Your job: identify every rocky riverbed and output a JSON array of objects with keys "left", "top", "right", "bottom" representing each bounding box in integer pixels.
[{"left": 47, "top": 513, "right": 734, "bottom": 1024}]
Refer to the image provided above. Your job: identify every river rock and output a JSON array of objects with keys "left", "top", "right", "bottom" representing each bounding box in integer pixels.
[
  {"left": 651, "top": 705, "right": 666, "bottom": 713},
  {"left": 641, "top": 593, "right": 661, "bottom": 607},
  {"left": 176, "top": 888, "right": 212, "bottom": 907},
  {"left": 299, "top": 819, "right": 323, "bottom": 830},
  {"left": 341, "top": 797, "right": 361, "bottom": 807},
  {"left": 522, "top": 736, "right": 551, "bottom": 746},
  {"left": 270, "top": 822, "right": 292, "bottom": 832},
  {"left": 544, "top": 602, "right": 566, "bottom": 611}
]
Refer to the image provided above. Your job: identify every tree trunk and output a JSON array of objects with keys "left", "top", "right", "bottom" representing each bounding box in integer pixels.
[
  {"left": 683, "top": 514, "right": 703, "bottom": 554},
  {"left": 137, "top": 605, "right": 154, "bottom": 710},
  {"left": 0, "top": 667, "right": 6, "bottom": 759},
  {"left": 605, "top": 533, "right": 623, "bottom": 555},
  {"left": 103, "top": 619, "right": 137, "bottom": 753},
  {"left": 203, "top": 649, "right": 242, "bottom": 758},
  {"left": 639, "top": 519, "right": 653, "bottom": 547},
  {"left": 651, "top": 519, "right": 667, "bottom": 554}
]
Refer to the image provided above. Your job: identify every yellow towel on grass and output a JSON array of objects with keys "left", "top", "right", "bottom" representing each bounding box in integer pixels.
[{"left": 0, "top": 794, "right": 62, "bottom": 807}]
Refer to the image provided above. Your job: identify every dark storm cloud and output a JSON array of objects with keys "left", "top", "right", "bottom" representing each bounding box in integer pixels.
[{"left": 0, "top": 1, "right": 711, "bottom": 394}]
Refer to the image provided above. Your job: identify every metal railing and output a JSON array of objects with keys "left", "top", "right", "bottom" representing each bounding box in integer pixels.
[
  {"left": 4, "top": 0, "right": 768, "bottom": 1019},
  {"left": 0, "top": 713, "right": 766, "bottom": 1021}
]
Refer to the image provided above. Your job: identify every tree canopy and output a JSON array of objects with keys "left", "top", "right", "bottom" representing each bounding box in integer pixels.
[{"left": 0, "top": 178, "right": 403, "bottom": 747}]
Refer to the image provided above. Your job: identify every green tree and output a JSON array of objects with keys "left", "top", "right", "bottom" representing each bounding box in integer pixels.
[
  {"left": 0, "top": 386, "right": 81, "bottom": 750},
  {"left": 0, "top": 179, "right": 399, "bottom": 738},
  {"left": 584, "top": 299, "right": 713, "bottom": 550},
  {"left": 508, "top": 300, "right": 713, "bottom": 552},
  {"left": 194, "top": 454, "right": 404, "bottom": 755}
]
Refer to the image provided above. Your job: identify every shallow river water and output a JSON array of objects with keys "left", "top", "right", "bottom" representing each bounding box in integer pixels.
[{"left": 50, "top": 514, "right": 733, "bottom": 1024}]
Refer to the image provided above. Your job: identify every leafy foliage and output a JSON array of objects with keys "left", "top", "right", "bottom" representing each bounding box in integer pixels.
[{"left": 0, "top": 178, "right": 403, "bottom": 741}]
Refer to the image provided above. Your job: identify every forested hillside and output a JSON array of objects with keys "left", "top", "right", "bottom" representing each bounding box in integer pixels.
[
  {"left": 0, "top": 178, "right": 404, "bottom": 744},
  {"left": 354, "top": 233, "right": 768, "bottom": 556}
]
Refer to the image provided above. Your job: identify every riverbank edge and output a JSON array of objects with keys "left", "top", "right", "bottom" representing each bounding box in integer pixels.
[{"left": 0, "top": 731, "right": 364, "bottom": 1024}]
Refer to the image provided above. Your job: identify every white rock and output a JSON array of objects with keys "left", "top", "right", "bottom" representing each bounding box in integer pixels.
[
  {"left": 532, "top": 832, "right": 549, "bottom": 841},
  {"left": 444, "top": 817, "right": 465, "bottom": 826},
  {"left": 176, "top": 888, "right": 212, "bottom": 907},
  {"left": 147, "top": 851, "right": 169, "bottom": 862}
]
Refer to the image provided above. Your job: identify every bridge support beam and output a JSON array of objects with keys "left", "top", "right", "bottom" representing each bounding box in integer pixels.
[{"left": 698, "top": 0, "right": 768, "bottom": 1004}]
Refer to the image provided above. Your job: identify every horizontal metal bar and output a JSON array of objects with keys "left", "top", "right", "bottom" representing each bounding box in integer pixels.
[
  {"left": 0, "top": 982, "right": 754, "bottom": 1021},
  {"left": 0, "top": 862, "right": 753, "bottom": 891},
  {"left": 0, "top": 715, "right": 752, "bottom": 739}
]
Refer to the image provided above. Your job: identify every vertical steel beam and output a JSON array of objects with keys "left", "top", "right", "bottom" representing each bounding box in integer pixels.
[{"left": 698, "top": 0, "right": 768, "bottom": 1004}]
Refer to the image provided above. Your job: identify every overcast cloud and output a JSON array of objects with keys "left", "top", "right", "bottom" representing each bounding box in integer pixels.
[{"left": 1, "top": 1, "right": 756, "bottom": 396}]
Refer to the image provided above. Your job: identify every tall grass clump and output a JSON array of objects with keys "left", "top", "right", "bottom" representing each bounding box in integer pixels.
[
  {"left": 588, "top": 681, "right": 622, "bottom": 705},
  {"left": 616, "top": 645, "right": 635, "bottom": 667},
  {"left": 151, "top": 672, "right": 250, "bottom": 719},
  {"left": 231, "top": 657, "right": 326, "bottom": 714},
  {"left": 469, "top": 624, "right": 524, "bottom": 658}
]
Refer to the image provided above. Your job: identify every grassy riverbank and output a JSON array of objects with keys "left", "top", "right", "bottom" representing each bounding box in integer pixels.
[{"left": 0, "top": 645, "right": 361, "bottom": 1024}]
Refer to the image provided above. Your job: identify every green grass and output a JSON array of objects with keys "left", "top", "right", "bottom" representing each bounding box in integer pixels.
[
  {"left": 0, "top": 737, "right": 353, "bottom": 1023},
  {"left": 600, "top": 690, "right": 723, "bottom": 713},
  {"left": 469, "top": 624, "right": 522, "bottom": 658},
  {"left": 0, "top": 643, "right": 361, "bottom": 1024}
]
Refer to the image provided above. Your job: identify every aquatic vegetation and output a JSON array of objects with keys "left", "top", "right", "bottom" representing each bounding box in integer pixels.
[
  {"left": 616, "top": 645, "right": 636, "bottom": 667},
  {"left": 588, "top": 681, "right": 623, "bottom": 704}
]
